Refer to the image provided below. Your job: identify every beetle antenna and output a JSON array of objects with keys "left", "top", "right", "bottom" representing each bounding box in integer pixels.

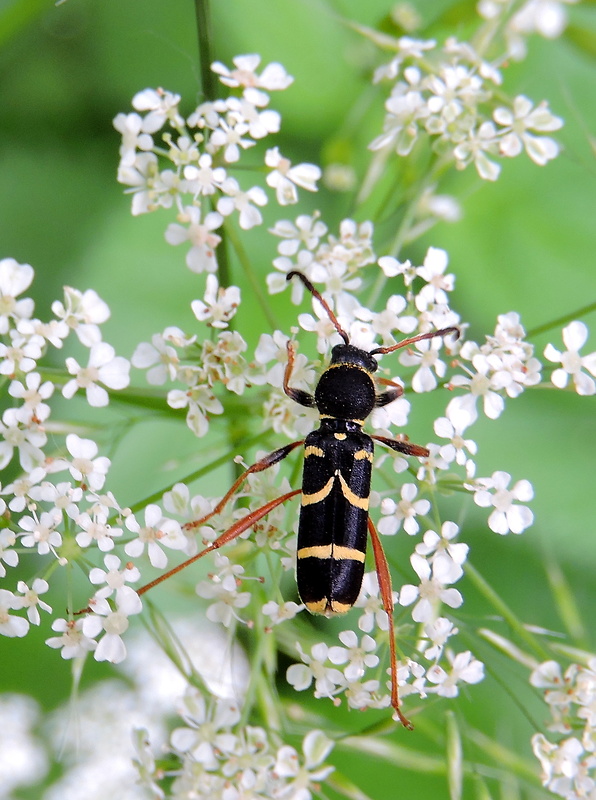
[
  {"left": 287, "top": 271, "right": 350, "bottom": 345},
  {"left": 369, "top": 326, "right": 460, "bottom": 356}
]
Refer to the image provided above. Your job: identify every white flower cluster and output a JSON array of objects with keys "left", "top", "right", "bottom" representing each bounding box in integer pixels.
[
  {"left": 370, "top": 36, "right": 563, "bottom": 181},
  {"left": 478, "top": 0, "right": 580, "bottom": 60},
  {"left": 531, "top": 659, "right": 596, "bottom": 798},
  {"left": 114, "top": 55, "right": 320, "bottom": 274},
  {"left": 0, "top": 260, "right": 185, "bottom": 660},
  {"left": 1, "top": 32, "right": 594, "bottom": 798},
  {"left": 135, "top": 687, "right": 334, "bottom": 800},
  {"left": 286, "top": 527, "right": 482, "bottom": 712},
  {"left": 2, "top": 208, "right": 593, "bottom": 733}
]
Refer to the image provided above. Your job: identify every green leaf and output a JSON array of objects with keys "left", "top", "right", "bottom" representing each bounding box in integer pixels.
[{"left": 564, "top": 23, "right": 596, "bottom": 59}]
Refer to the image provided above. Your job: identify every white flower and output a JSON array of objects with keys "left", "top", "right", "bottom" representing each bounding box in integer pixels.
[
  {"left": 16, "top": 579, "right": 52, "bottom": 625},
  {"left": 75, "top": 510, "right": 122, "bottom": 552},
  {"left": 45, "top": 617, "right": 97, "bottom": 658},
  {"left": 415, "top": 521, "right": 469, "bottom": 578},
  {"left": 511, "top": 0, "right": 579, "bottom": 49},
  {"left": 125, "top": 504, "right": 187, "bottom": 569},
  {"left": 270, "top": 213, "right": 327, "bottom": 257},
  {"left": 378, "top": 483, "right": 430, "bottom": 536},
  {"left": 448, "top": 346, "right": 509, "bottom": 426},
  {"left": 183, "top": 153, "right": 227, "bottom": 198},
  {"left": 165, "top": 206, "right": 223, "bottom": 273},
  {"left": 495, "top": 95, "right": 562, "bottom": 165},
  {"left": 532, "top": 733, "right": 592, "bottom": 798},
  {"left": 370, "top": 69, "right": 430, "bottom": 156},
  {"left": 117, "top": 152, "right": 163, "bottom": 216},
  {"left": 370, "top": 393, "right": 411, "bottom": 431},
  {"left": 113, "top": 111, "right": 158, "bottom": 167},
  {"left": 211, "top": 54, "right": 293, "bottom": 91},
  {"left": 0, "top": 328, "right": 43, "bottom": 375},
  {"left": 544, "top": 321, "right": 596, "bottom": 396},
  {"left": 18, "top": 511, "right": 62, "bottom": 556},
  {"left": 217, "top": 177, "right": 268, "bottom": 229},
  {"left": 273, "top": 730, "right": 334, "bottom": 798},
  {"left": 131, "top": 331, "right": 180, "bottom": 385},
  {"left": 399, "top": 336, "right": 448, "bottom": 393},
  {"left": 167, "top": 380, "right": 224, "bottom": 437},
  {"left": 378, "top": 255, "right": 417, "bottom": 284},
  {"left": 0, "top": 589, "right": 29, "bottom": 638},
  {"left": 209, "top": 117, "right": 255, "bottom": 163},
  {"left": 426, "top": 650, "right": 484, "bottom": 697},
  {"left": 265, "top": 147, "right": 321, "bottom": 205},
  {"left": 82, "top": 591, "right": 142, "bottom": 663},
  {"left": 89, "top": 555, "right": 141, "bottom": 607},
  {"left": 196, "top": 571, "right": 252, "bottom": 628},
  {"left": 225, "top": 93, "right": 281, "bottom": 139},
  {"left": 286, "top": 642, "right": 344, "bottom": 700},
  {"left": 470, "top": 470, "right": 534, "bottom": 534},
  {"left": 63, "top": 342, "right": 130, "bottom": 407},
  {"left": 0, "top": 408, "right": 46, "bottom": 471},
  {"left": 8, "top": 372, "right": 54, "bottom": 424},
  {"left": 262, "top": 600, "right": 305, "bottom": 626},
  {"left": 51, "top": 286, "right": 110, "bottom": 347},
  {"left": 327, "top": 630, "right": 379, "bottom": 682},
  {"left": 414, "top": 247, "right": 455, "bottom": 311},
  {"left": 65, "top": 434, "right": 111, "bottom": 491},
  {"left": 0, "top": 529, "right": 18, "bottom": 577},
  {"left": 433, "top": 415, "right": 477, "bottom": 467},
  {"left": 399, "top": 552, "right": 463, "bottom": 623},
  {"left": 131, "top": 87, "right": 184, "bottom": 129},
  {"left": 372, "top": 294, "right": 418, "bottom": 343},
  {"left": 0, "top": 258, "right": 34, "bottom": 334},
  {"left": 354, "top": 571, "right": 393, "bottom": 633},
  {"left": 453, "top": 121, "right": 501, "bottom": 181},
  {"left": 191, "top": 275, "right": 241, "bottom": 329},
  {"left": 420, "top": 617, "right": 459, "bottom": 660}
]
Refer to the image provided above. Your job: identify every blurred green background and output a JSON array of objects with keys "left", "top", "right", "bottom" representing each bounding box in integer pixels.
[{"left": 1, "top": 0, "right": 595, "bottom": 797}]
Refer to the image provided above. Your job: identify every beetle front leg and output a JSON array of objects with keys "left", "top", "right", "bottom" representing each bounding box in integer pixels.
[
  {"left": 138, "top": 489, "right": 302, "bottom": 597},
  {"left": 372, "top": 434, "right": 429, "bottom": 458},
  {"left": 283, "top": 340, "right": 315, "bottom": 408},
  {"left": 184, "top": 439, "right": 304, "bottom": 531},
  {"left": 375, "top": 377, "right": 404, "bottom": 408}
]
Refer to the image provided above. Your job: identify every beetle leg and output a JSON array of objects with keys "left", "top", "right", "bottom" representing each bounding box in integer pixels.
[
  {"left": 283, "top": 340, "right": 316, "bottom": 407},
  {"left": 184, "top": 440, "right": 304, "bottom": 531},
  {"left": 368, "top": 516, "right": 413, "bottom": 730},
  {"left": 372, "top": 434, "right": 429, "bottom": 458},
  {"left": 375, "top": 377, "right": 404, "bottom": 408},
  {"left": 138, "top": 489, "right": 302, "bottom": 597}
]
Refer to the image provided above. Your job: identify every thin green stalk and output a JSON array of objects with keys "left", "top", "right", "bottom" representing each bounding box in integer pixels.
[
  {"left": 223, "top": 219, "right": 280, "bottom": 330},
  {"left": 526, "top": 301, "right": 596, "bottom": 338},
  {"left": 122, "top": 428, "right": 277, "bottom": 518},
  {"left": 193, "top": 0, "right": 231, "bottom": 289},
  {"left": 193, "top": 0, "right": 217, "bottom": 103},
  {"left": 465, "top": 561, "right": 551, "bottom": 662}
]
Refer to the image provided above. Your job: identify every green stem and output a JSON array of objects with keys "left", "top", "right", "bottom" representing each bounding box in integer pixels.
[
  {"left": 193, "top": 0, "right": 231, "bottom": 289},
  {"left": 122, "top": 427, "right": 278, "bottom": 519},
  {"left": 464, "top": 561, "right": 551, "bottom": 661},
  {"left": 526, "top": 301, "right": 596, "bottom": 338},
  {"left": 224, "top": 219, "right": 280, "bottom": 330},
  {"left": 194, "top": 0, "right": 217, "bottom": 102}
]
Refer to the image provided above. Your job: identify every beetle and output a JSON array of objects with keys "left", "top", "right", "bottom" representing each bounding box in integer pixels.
[{"left": 137, "top": 270, "right": 459, "bottom": 727}]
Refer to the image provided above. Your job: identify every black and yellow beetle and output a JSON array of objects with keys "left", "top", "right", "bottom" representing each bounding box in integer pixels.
[{"left": 138, "top": 270, "right": 458, "bottom": 727}]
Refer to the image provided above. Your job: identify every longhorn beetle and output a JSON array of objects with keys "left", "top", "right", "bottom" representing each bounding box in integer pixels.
[{"left": 137, "top": 270, "right": 459, "bottom": 728}]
